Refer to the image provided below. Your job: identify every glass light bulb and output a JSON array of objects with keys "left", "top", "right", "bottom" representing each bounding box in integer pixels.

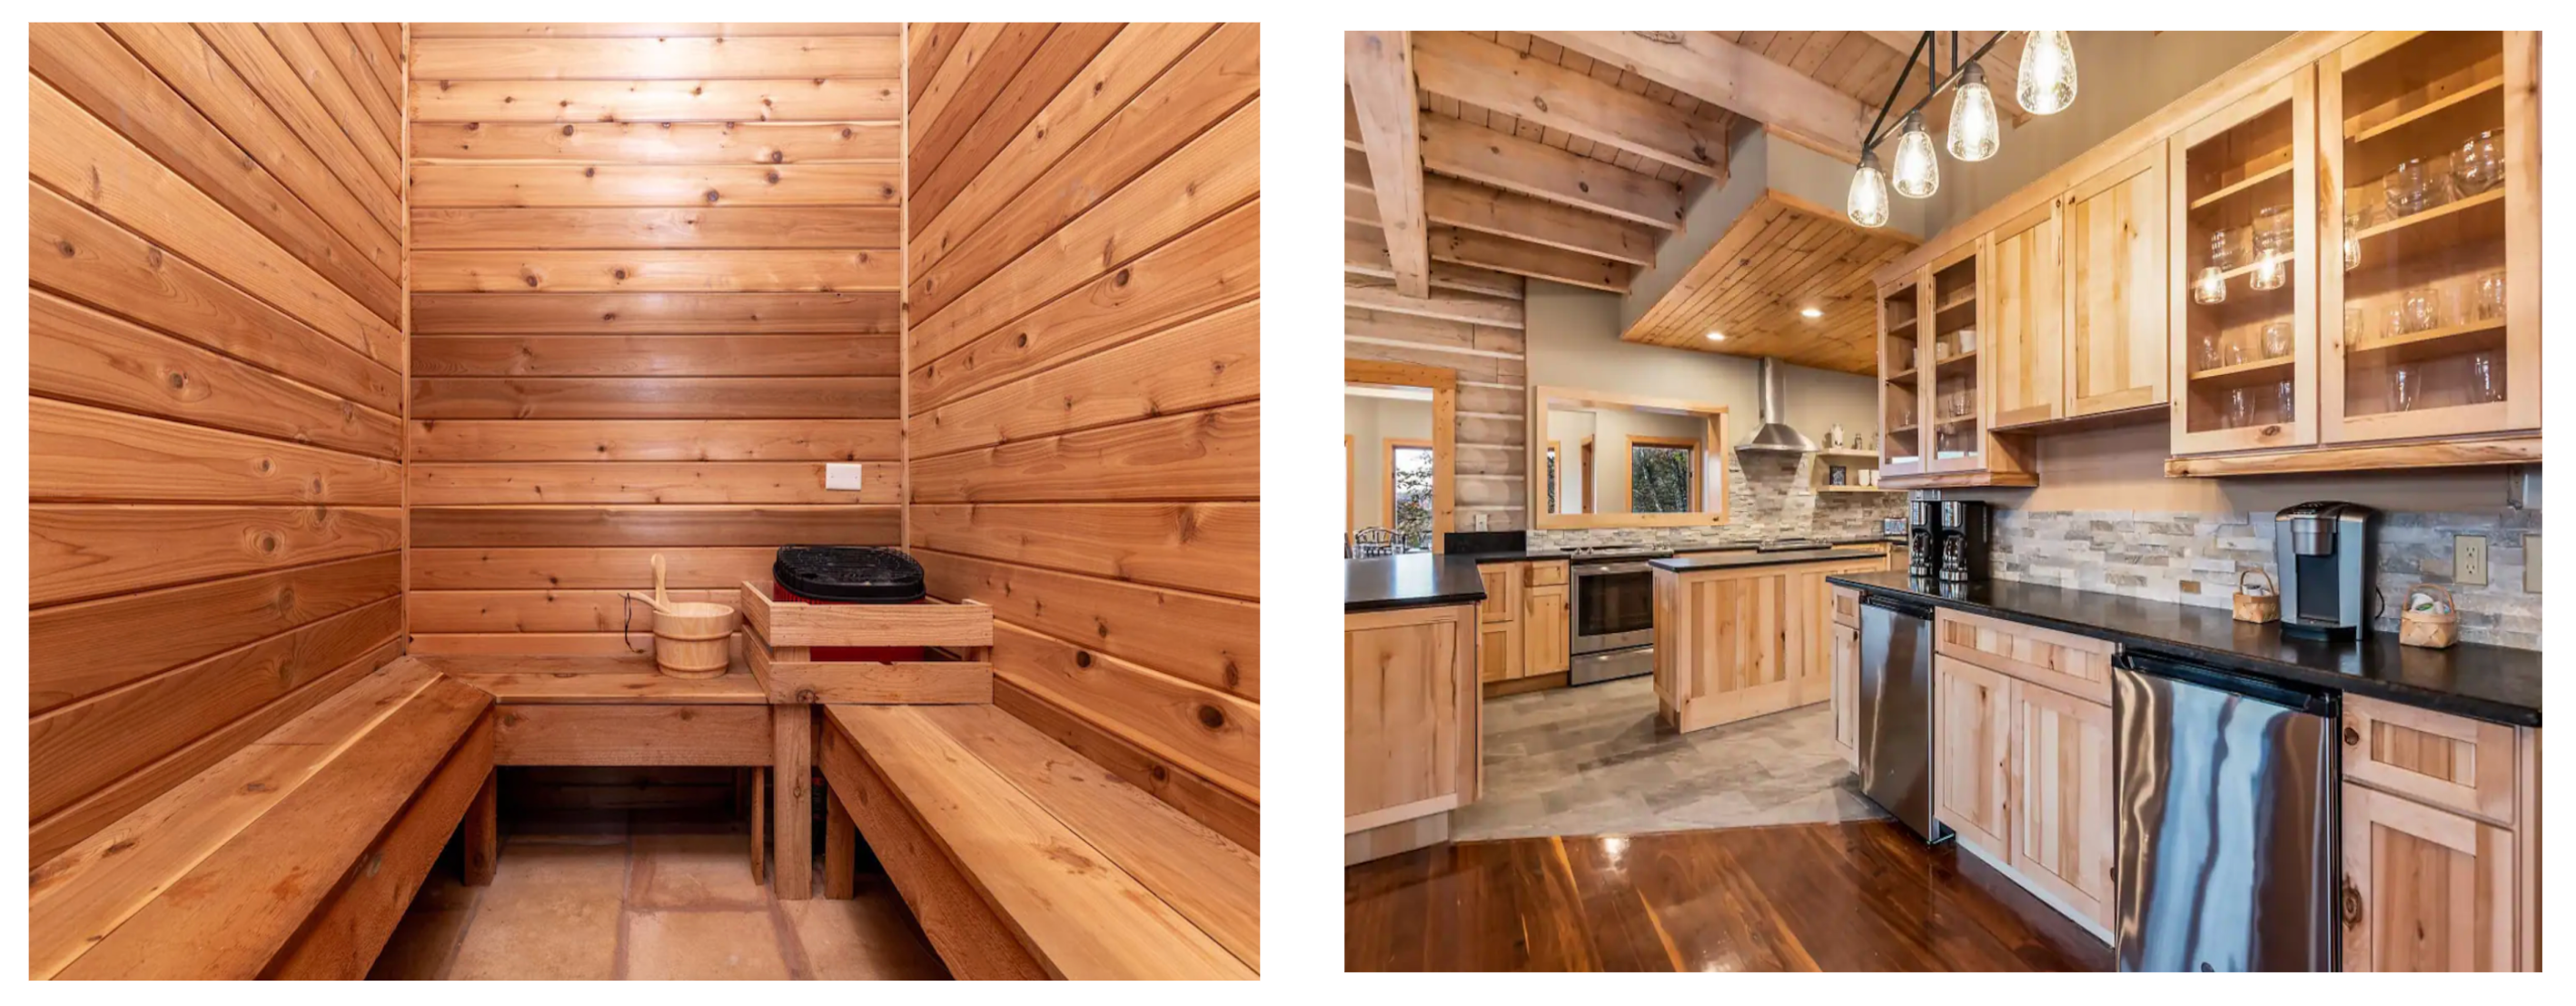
[
  {"left": 2194, "top": 267, "right": 2227, "bottom": 305},
  {"left": 1947, "top": 64, "right": 2000, "bottom": 162},
  {"left": 1848, "top": 152, "right": 1890, "bottom": 228},
  {"left": 2250, "top": 253, "right": 2286, "bottom": 291},
  {"left": 1891, "top": 113, "right": 1938, "bottom": 199},
  {"left": 2017, "top": 31, "right": 2078, "bottom": 115}
]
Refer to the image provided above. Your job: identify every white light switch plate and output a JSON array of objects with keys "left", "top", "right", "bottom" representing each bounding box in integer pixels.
[{"left": 825, "top": 463, "right": 865, "bottom": 490}]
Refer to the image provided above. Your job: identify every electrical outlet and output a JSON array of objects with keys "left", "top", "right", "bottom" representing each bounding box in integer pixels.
[
  {"left": 824, "top": 462, "right": 864, "bottom": 490},
  {"left": 2455, "top": 533, "right": 2488, "bottom": 587},
  {"left": 1473, "top": 512, "right": 1490, "bottom": 532},
  {"left": 2526, "top": 533, "right": 2542, "bottom": 593}
]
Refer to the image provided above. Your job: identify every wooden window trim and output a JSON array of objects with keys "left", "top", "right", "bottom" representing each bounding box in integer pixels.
[
  {"left": 1531, "top": 385, "right": 1729, "bottom": 528},
  {"left": 1624, "top": 434, "right": 1703, "bottom": 515},
  {"left": 1345, "top": 360, "right": 1458, "bottom": 552},
  {"left": 1382, "top": 438, "right": 1434, "bottom": 547}
]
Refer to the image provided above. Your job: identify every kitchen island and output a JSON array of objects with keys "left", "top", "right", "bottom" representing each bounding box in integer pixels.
[
  {"left": 1345, "top": 554, "right": 1486, "bottom": 863},
  {"left": 1650, "top": 547, "right": 1894, "bottom": 733}
]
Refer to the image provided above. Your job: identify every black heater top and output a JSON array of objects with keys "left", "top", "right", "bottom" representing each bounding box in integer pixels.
[{"left": 773, "top": 546, "right": 926, "bottom": 604}]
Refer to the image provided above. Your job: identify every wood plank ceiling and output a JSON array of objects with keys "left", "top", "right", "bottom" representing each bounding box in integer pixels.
[{"left": 1623, "top": 191, "right": 1917, "bottom": 374}]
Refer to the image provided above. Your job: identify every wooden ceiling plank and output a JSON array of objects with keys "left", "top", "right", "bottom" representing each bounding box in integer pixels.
[
  {"left": 1621, "top": 192, "right": 1917, "bottom": 374},
  {"left": 1535, "top": 31, "right": 1872, "bottom": 164},
  {"left": 1350, "top": 147, "right": 1657, "bottom": 266},
  {"left": 1412, "top": 32, "right": 1725, "bottom": 179},
  {"left": 1344, "top": 276, "right": 1525, "bottom": 329},
  {"left": 1419, "top": 116, "right": 1684, "bottom": 231},
  {"left": 1345, "top": 222, "right": 1526, "bottom": 300},
  {"left": 1429, "top": 225, "right": 1629, "bottom": 293},
  {"left": 1346, "top": 31, "right": 1432, "bottom": 297}
]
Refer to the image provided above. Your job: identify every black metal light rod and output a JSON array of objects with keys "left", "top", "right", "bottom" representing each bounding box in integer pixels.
[{"left": 1860, "top": 30, "right": 2010, "bottom": 153}]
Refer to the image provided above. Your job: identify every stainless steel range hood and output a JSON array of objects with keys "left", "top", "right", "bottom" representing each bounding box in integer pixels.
[{"left": 1736, "top": 357, "right": 1818, "bottom": 453}]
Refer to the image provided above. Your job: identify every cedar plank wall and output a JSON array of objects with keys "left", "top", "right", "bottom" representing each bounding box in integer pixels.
[
  {"left": 404, "top": 24, "right": 907, "bottom": 654},
  {"left": 1343, "top": 288, "right": 1531, "bottom": 531},
  {"left": 28, "top": 23, "right": 411, "bottom": 863},
  {"left": 903, "top": 24, "right": 1262, "bottom": 848}
]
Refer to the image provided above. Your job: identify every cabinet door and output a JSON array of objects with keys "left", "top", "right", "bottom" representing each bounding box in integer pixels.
[
  {"left": 1478, "top": 620, "right": 1519, "bottom": 683},
  {"left": 1990, "top": 200, "right": 2066, "bottom": 428},
  {"left": 1878, "top": 281, "right": 1927, "bottom": 478},
  {"left": 2009, "top": 680, "right": 2116, "bottom": 932},
  {"left": 1478, "top": 565, "right": 1516, "bottom": 624},
  {"left": 2320, "top": 31, "right": 2539, "bottom": 444},
  {"left": 1522, "top": 582, "right": 1569, "bottom": 677},
  {"left": 1830, "top": 622, "right": 1859, "bottom": 769},
  {"left": 1925, "top": 244, "right": 1991, "bottom": 473},
  {"left": 2064, "top": 144, "right": 2170, "bottom": 418},
  {"left": 2342, "top": 783, "right": 2517, "bottom": 971},
  {"left": 2171, "top": 66, "right": 2320, "bottom": 455},
  {"left": 1932, "top": 655, "right": 2012, "bottom": 855}
]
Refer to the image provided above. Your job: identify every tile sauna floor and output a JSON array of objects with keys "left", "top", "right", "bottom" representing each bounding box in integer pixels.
[
  {"left": 371, "top": 809, "right": 948, "bottom": 981},
  {"left": 1456, "top": 676, "right": 1886, "bottom": 841}
]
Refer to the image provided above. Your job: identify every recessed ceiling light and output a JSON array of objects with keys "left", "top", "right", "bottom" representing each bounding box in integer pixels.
[
  {"left": 1799, "top": 307, "right": 1824, "bottom": 319},
  {"left": 1705, "top": 330, "right": 1727, "bottom": 342}
]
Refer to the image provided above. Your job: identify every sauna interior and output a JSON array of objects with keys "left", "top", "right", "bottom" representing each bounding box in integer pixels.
[{"left": 27, "top": 22, "right": 1260, "bottom": 980}]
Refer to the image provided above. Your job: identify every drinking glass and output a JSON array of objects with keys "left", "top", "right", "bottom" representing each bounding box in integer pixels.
[
  {"left": 2470, "top": 352, "right": 2502, "bottom": 403},
  {"left": 2343, "top": 209, "right": 2363, "bottom": 272},
  {"left": 2391, "top": 364, "right": 2419, "bottom": 412},
  {"left": 1957, "top": 328, "right": 1978, "bottom": 353},
  {"left": 2454, "top": 130, "right": 2504, "bottom": 197},
  {"left": 2262, "top": 320, "right": 2294, "bottom": 359},
  {"left": 2254, "top": 206, "right": 2293, "bottom": 258},
  {"left": 2402, "top": 286, "right": 2442, "bottom": 332},
  {"left": 2385, "top": 159, "right": 2438, "bottom": 218},
  {"left": 2344, "top": 307, "right": 2364, "bottom": 340},
  {"left": 2227, "top": 388, "right": 2253, "bottom": 429},
  {"left": 2383, "top": 304, "right": 2409, "bottom": 339},
  {"left": 2223, "top": 333, "right": 2247, "bottom": 367},
  {"left": 2474, "top": 271, "right": 2506, "bottom": 322},
  {"left": 2194, "top": 266, "right": 2228, "bottom": 305},
  {"left": 2207, "top": 227, "right": 2237, "bottom": 270},
  {"left": 2198, "top": 331, "right": 2222, "bottom": 370},
  {"left": 2277, "top": 379, "right": 2295, "bottom": 420}
]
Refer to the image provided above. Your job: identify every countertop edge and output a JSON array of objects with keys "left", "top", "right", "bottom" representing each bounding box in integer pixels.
[{"left": 1343, "top": 592, "right": 1486, "bottom": 615}]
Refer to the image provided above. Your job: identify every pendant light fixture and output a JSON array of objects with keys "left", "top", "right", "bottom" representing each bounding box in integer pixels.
[
  {"left": 1843, "top": 32, "right": 2076, "bottom": 229},
  {"left": 1947, "top": 63, "right": 1999, "bottom": 162},
  {"left": 1891, "top": 112, "right": 1939, "bottom": 199},
  {"left": 1847, "top": 150, "right": 1890, "bottom": 228},
  {"left": 2017, "top": 31, "right": 2079, "bottom": 115}
]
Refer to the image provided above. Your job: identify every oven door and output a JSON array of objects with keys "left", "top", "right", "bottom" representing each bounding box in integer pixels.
[{"left": 1570, "top": 561, "right": 1656, "bottom": 655}]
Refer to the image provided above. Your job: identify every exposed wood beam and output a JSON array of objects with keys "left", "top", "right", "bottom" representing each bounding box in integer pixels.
[
  {"left": 1860, "top": 31, "right": 2034, "bottom": 126},
  {"left": 1431, "top": 225, "right": 1630, "bottom": 293},
  {"left": 1349, "top": 148, "right": 1656, "bottom": 266},
  {"left": 1343, "top": 275, "right": 1526, "bottom": 329},
  {"left": 1534, "top": 31, "right": 1871, "bottom": 164},
  {"left": 1345, "top": 33, "right": 1432, "bottom": 297},
  {"left": 1345, "top": 222, "right": 1525, "bottom": 300},
  {"left": 1420, "top": 116, "right": 1685, "bottom": 231},
  {"left": 1411, "top": 32, "right": 1723, "bottom": 179}
]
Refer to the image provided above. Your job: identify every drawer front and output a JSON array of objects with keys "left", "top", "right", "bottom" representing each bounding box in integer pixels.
[
  {"left": 1478, "top": 564, "right": 1518, "bottom": 624},
  {"left": 2343, "top": 694, "right": 2518, "bottom": 826},
  {"left": 1527, "top": 560, "right": 1568, "bottom": 587},
  {"left": 1830, "top": 585, "right": 1860, "bottom": 627},
  {"left": 1934, "top": 608, "right": 2114, "bottom": 705}
]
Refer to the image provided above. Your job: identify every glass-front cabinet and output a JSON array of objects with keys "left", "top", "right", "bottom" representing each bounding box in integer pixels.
[
  {"left": 1878, "top": 278, "right": 1924, "bottom": 478},
  {"left": 2320, "top": 31, "right": 2539, "bottom": 444},
  {"left": 1924, "top": 243, "right": 1987, "bottom": 473},
  {"left": 2170, "top": 68, "right": 2318, "bottom": 454}
]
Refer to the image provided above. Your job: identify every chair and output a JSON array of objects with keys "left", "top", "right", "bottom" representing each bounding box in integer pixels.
[{"left": 1351, "top": 527, "right": 1397, "bottom": 558}]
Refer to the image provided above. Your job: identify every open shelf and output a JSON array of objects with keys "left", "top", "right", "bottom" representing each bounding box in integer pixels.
[
  {"left": 2353, "top": 188, "right": 2503, "bottom": 243},
  {"left": 2189, "top": 355, "right": 2296, "bottom": 382},
  {"left": 2188, "top": 161, "right": 2293, "bottom": 211},
  {"left": 1816, "top": 485, "right": 1902, "bottom": 493},
  {"left": 1815, "top": 449, "right": 1881, "bottom": 460},
  {"left": 1934, "top": 350, "right": 1977, "bottom": 373},
  {"left": 1935, "top": 290, "right": 1978, "bottom": 314},
  {"left": 2349, "top": 319, "right": 2506, "bottom": 357},
  {"left": 2214, "top": 254, "right": 2299, "bottom": 284},
  {"left": 1886, "top": 316, "right": 1917, "bottom": 334},
  {"left": 2347, "top": 75, "right": 2504, "bottom": 143},
  {"left": 1884, "top": 368, "right": 1917, "bottom": 383}
]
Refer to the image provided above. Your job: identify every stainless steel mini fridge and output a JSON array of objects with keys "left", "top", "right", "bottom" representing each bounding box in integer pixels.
[{"left": 1858, "top": 594, "right": 1944, "bottom": 843}]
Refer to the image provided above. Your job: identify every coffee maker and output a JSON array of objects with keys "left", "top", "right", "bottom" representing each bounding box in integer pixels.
[
  {"left": 1907, "top": 495, "right": 1941, "bottom": 578},
  {"left": 1937, "top": 499, "right": 1992, "bottom": 584},
  {"left": 2274, "top": 501, "right": 2376, "bottom": 638}
]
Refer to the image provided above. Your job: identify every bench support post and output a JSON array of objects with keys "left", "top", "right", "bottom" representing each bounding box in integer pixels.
[
  {"left": 462, "top": 769, "right": 498, "bottom": 886},
  {"left": 773, "top": 704, "right": 813, "bottom": 899},
  {"left": 824, "top": 792, "right": 858, "bottom": 899},
  {"left": 748, "top": 766, "right": 768, "bottom": 884}
]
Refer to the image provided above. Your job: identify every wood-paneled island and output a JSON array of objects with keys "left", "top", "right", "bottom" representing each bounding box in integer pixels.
[
  {"left": 1346, "top": 554, "right": 1488, "bottom": 863},
  {"left": 1650, "top": 548, "right": 1893, "bottom": 733}
]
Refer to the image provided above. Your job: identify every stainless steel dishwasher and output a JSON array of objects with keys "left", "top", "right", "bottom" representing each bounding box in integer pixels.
[
  {"left": 1858, "top": 594, "right": 1945, "bottom": 843},
  {"left": 2113, "top": 650, "right": 2338, "bottom": 971}
]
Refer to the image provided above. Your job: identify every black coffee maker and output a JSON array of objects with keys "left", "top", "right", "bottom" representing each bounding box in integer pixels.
[
  {"left": 1907, "top": 494, "right": 1941, "bottom": 578},
  {"left": 1937, "top": 499, "right": 1992, "bottom": 584}
]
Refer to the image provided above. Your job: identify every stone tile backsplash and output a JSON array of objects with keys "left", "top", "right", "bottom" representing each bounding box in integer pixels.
[
  {"left": 1529, "top": 450, "right": 1906, "bottom": 551},
  {"left": 1992, "top": 508, "right": 2541, "bottom": 650}
]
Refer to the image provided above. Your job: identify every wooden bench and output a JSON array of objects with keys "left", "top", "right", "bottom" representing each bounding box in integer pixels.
[
  {"left": 817, "top": 704, "right": 1258, "bottom": 979},
  {"left": 29, "top": 659, "right": 493, "bottom": 980}
]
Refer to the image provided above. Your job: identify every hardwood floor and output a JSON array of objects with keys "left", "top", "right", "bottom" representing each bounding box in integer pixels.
[{"left": 1345, "top": 820, "right": 2112, "bottom": 971}]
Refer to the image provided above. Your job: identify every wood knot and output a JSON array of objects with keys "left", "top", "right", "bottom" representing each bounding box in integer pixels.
[
  {"left": 704, "top": 190, "right": 721, "bottom": 203},
  {"left": 769, "top": 151, "right": 785, "bottom": 163},
  {"left": 54, "top": 240, "right": 74, "bottom": 258},
  {"left": 765, "top": 170, "right": 781, "bottom": 184},
  {"left": 1196, "top": 705, "right": 1224, "bottom": 729},
  {"left": 612, "top": 269, "right": 629, "bottom": 281},
  {"left": 560, "top": 124, "right": 574, "bottom": 135},
  {"left": 1016, "top": 332, "right": 1031, "bottom": 349},
  {"left": 1113, "top": 268, "right": 1131, "bottom": 287},
  {"left": 1073, "top": 650, "right": 1092, "bottom": 668},
  {"left": 582, "top": 166, "right": 597, "bottom": 178}
]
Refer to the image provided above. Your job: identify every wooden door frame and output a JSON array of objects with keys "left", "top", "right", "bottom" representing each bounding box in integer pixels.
[
  {"left": 1531, "top": 385, "right": 1729, "bottom": 528},
  {"left": 1382, "top": 437, "right": 1435, "bottom": 547},
  {"left": 1347, "top": 360, "right": 1457, "bottom": 552}
]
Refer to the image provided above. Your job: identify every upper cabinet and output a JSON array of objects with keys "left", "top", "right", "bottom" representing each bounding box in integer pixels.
[
  {"left": 1925, "top": 242, "right": 1989, "bottom": 474},
  {"left": 2064, "top": 146, "right": 2170, "bottom": 419},
  {"left": 1988, "top": 202, "right": 2065, "bottom": 429},
  {"left": 2319, "top": 31, "right": 2540, "bottom": 445},
  {"left": 1879, "top": 242, "right": 2036, "bottom": 488},
  {"left": 1878, "top": 277, "right": 1926, "bottom": 479},
  {"left": 2170, "top": 68, "right": 2319, "bottom": 455}
]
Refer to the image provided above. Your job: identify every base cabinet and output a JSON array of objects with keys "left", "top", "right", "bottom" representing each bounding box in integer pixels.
[
  {"left": 2009, "top": 678, "right": 2116, "bottom": 931},
  {"left": 1932, "top": 656, "right": 2014, "bottom": 855},
  {"left": 1478, "top": 620, "right": 1519, "bottom": 684},
  {"left": 1523, "top": 581, "right": 1569, "bottom": 676},
  {"left": 1829, "top": 621, "right": 1858, "bottom": 768},
  {"left": 2341, "top": 783, "right": 2517, "bottom": 971},
  {"left": 1931, "top": 611, "right": 2116, "bottom": 940}
]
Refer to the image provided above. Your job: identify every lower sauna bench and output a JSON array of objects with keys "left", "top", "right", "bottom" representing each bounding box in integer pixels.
[
  {"left": 29, "top": 660, "right": 495, "bottom": 980},
  {"left": 819, "top": 705, "right": 1259, "bottom": 979}
]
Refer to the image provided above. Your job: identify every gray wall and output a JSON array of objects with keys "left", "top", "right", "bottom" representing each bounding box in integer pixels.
[{"left": 1531, "top": 281, "right": 1882, "bottom": 443}]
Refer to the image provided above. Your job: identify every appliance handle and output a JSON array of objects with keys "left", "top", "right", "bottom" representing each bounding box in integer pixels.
[
  {"left": 2115, "top": 650, "right": 2337, "bottom": 716},
  {"left": 1858, "top": 593, "right": 1934, "bottom": 621},
  {"left": 1573, "top": 561, "right": 1652, "bottom": 576}
]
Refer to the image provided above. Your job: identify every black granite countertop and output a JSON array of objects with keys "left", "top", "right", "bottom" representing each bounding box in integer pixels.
[
  {"left": 1828, "top": 570, "right": 2541, "bottom": 727},
  {"left": 1652, "top": 547, "right": 1894, "bottom": 573},
  {"left": 1345, "top": 554, "right": 1490, "bottom": 613},
  {"left": 1456, "top": 536, "right": 1903, "bottom": 566}
]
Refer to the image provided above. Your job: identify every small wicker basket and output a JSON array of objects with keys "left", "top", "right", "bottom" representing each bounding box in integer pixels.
[
  {"left": 2399, "top": 583, "right": 2459, "bottom": 649},
  {"left": 2233, "top": 568, "right": 2281, "bottom": 624}
]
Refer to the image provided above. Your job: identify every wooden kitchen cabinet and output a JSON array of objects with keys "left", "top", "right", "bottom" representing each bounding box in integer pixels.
[
  {"left": 2343, "top": 693, "right": 2518, "bottom": 824},
  {"left": 2064, "top": 144, "right": 2171, "bottom": 419},
  {"left": 1878, "top": 277, "right": 1927, "bottom": 479},
  {"left": 1989, "top": 200, "right": 2066, "bottom": 429},
  {"left": 1932, "top": 655, "right": 2013, "bottom": 856},
  {"left": 1654, "top": 556, "right": 1883, "bottom": 733},
  {"left": 1829, "top": 620, "right": 1858, "bottom": 769},
  {"left": 2342, "top": 783, "right": 2517, "bottom": 971},
  {"left": 1476, "top": 563, "right": 1521, "bottom": 684},
  {"left": 2170, "top": 65, "right": 2321, "bottom": 455},
  {"left": 2009, "top": 677, "right": 2117, "bottom": 932},
  {"left": 1522, "top": 577, "right": 1569, "bottom": 677},
  {"left": 2319, "top": 31, "right": 2541, "bottom": 446},
  {"left": 1881, "top": 242, "right": 2036, "bottom": 488},
  {"left": 1346, "top": 602, "right": 1481, "bottom": 850}
]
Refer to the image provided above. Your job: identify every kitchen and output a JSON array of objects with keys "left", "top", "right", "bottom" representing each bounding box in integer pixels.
[{"left": 1344, "top": 30, "right": 2538, "bottom": 972}]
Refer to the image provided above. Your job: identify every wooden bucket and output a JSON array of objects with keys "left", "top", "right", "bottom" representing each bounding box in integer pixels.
[
  {"left": 627, "top": 553, "right": 739, "bottom": 679},
  {"left": 2399, "top": 583, "right": 2459, "bottom": 649}
]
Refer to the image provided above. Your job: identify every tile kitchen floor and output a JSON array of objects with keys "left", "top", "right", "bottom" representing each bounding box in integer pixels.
[
  {"left": 1457, "top": 676, "right": 1884, "bottom": 841},
  {"left": 371, "top": 809, "right": 947, "bottom": 981}
]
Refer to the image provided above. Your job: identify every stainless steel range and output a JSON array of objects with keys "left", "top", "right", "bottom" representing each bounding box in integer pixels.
[{"left": 1569, "top": 554, "right": 1655, "bottom": 685}]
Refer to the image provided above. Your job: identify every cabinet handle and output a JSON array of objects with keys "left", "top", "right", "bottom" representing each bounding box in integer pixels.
[
  {"left": 2343, "top": 726, "right": 2362, "bottom": 747},
  {"left": 2341, "top": 877, "right": 2363, "bottom": 927}
]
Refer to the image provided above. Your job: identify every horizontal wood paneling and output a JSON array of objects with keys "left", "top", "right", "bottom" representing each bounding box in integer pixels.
[
  {"left": 910, "top": 300, "right": 1258, "bottom": 457},
  {"left": 408, "top": 24, "right": 903, "bottom": 650},
  {"left": 413, "top": 24, "right": 902, "bottom": 38},
  {"left": 26, "top": 23, "right": 406, "bottom": 856},
  {"left": 911, "top": 404, "right": 1258, "bottom": 503}
]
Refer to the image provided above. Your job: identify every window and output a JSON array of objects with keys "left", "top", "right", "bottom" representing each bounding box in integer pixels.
[
  {"left": 1628, "top": 437, "right": 1699, "bottom": 514},
  {"left": 1384, "top": 439, "right": 1435, "bottom": 552},
  {"left": 1544, "top": 441, "right": 1560, "bottom": 515}
]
